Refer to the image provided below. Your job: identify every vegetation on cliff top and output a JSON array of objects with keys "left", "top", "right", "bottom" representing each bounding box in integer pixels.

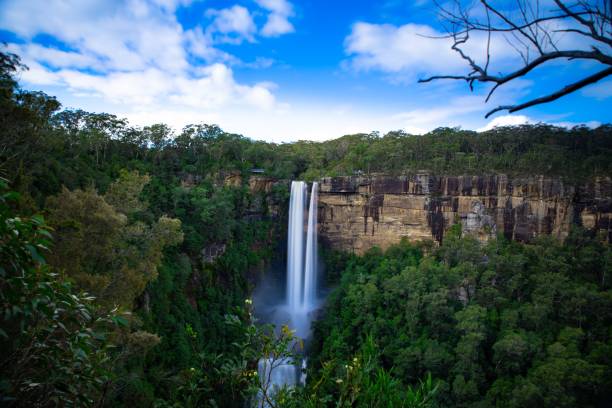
[{"left": 2, "top": 51, "right": 611, "bottom": 196}]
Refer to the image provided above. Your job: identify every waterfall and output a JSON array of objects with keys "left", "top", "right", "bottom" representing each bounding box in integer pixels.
[
  {"left": 286, "top": 180, "right": 318, "bottom": 313},
  {"left": 257, "top": 358, "right": 298, "bottom": 398},
  {"left": 303, "top": 182, "right": 318, "bottom": 310},
  {"left": 286, "top": 181, "right": 306, "bottom": 312},
  {"left": 256, "top": 180, "right": 319, "bottom": 406}
]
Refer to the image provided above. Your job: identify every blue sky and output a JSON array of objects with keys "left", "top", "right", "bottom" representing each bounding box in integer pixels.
[{"left": 1, "top": 0, "right": 610, "bottom": 142}]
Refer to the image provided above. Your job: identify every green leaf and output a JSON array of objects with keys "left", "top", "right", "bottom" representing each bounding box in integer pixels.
[
  {"left": 75, "top": 348, "right": 87, "bottom": 359},
  {"left": 38, "top": 229, "right": 53, "bottom": 239},
  {"left": 31, "top": 214, "right": 45, "bottom": 225},
  {"left": 3, "top": 191, "right": 20, "bottom": 201},
  {"left": 112, "top": 315, "right": 129, "bottom": 327},
  {"left": 26, "top": 244, "right": 46, "bottom": 264}
]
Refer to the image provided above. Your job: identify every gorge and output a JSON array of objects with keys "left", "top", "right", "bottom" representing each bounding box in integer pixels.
[
  {"left": 1, "top": 23, "right": 611, "bottom": 406},
  {"left": 249, "top": 172, "right": 612, "bottom": 404},
  {"left": 256, "top": 181, "right": 321, "bottom": 400},
  {"left": 3, "top": 73, "right": 611, "bottom": 406}
]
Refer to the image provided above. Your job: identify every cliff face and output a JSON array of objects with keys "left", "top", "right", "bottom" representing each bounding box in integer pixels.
[
  {"left": 247, "top": 176, "right": 285, "bottom": 219},
  {"left": 318, "top": 174, "right": 611, "bottom": 254}
]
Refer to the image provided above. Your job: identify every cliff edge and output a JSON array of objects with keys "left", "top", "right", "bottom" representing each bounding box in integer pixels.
[{"left": 318, "top": 174, "right": 611, "bottom": 254}]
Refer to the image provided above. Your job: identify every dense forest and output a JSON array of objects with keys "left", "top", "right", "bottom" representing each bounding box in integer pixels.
[
  {"left": 311, "top": 230, "right": 612, "bottom": 407},
  {"left": 1, "top": 49, "right": 611, "bottom": 407}
]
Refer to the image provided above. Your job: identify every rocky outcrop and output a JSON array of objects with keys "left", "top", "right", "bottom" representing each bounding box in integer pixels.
[
  {"left": 248, "top": 176, "right": 277, "bottom": 193},
  {"left": 247, "top": 176, "right": 286, "bottom": 219},
  {"left": 318, "top": 174, "right": 611, "bottom": 254},
  {"left": 201, "top": 243, "right": 227, "bottom": 264}
]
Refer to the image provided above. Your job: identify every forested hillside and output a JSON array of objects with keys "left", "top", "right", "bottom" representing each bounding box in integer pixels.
[
  {"left": 311, "top": 230, "right": 612, "bottom": 407},
  {"left": 1, "top": 50, "right": 611, "bottom": 407},
  {"left": 1, "top": 51, "right": 286, "bottom": 406}
]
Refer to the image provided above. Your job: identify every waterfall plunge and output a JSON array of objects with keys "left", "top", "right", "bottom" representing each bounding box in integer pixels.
[
  {"left": 256, "top": 181, "right": 319, "bottom": 405},
  {"left": 287, "top": 181, "right": 318, "bottom": 315},
  {"left": 303, "top": 182, "right": 318, "bottom": 311},
  {"left": 286, "top": 181, "right": 306, "bottom": 313}
]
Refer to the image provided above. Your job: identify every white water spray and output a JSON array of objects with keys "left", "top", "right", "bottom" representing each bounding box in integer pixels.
[{"left": 256, "top": 181, "right": 319, "bottom": 405}]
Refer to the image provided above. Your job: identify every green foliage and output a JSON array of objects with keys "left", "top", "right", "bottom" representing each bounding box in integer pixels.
[
  {"left": 2, "top": 49, "right": 612, "bottom": 408},
  {"left": 45, "top": 186, "right": 126, "bottom": 300},
  {"left": 104, "top": 169, "right": 151, "bottom": 215},
  {"left": 109, "top": 213, "right": 277, "bottom": 405},
  {"left": 171, "top": 184, "right": 239, "bottom": 252},
  {"left": 45, "top": 174, "right": 183, "bottom": 308},
  {"left": 310, "top": 232, "right": 612, "bottom": 407},
  {"left": 284, "top": 336, "right": 438, "bottom": 408},
  {"left": 277, "top": 126, "right": 611, "bottom": 181},
  {"left": 0, "top": 181, "right": 122, "bottom": 407},
  {"left": 3, "top": 56, "right": 612, "bottom": 198}
]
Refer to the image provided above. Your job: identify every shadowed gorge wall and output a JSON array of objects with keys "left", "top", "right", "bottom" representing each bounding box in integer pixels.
[{"left": 317, "top": 174, "right": 611, "bottom": 253}]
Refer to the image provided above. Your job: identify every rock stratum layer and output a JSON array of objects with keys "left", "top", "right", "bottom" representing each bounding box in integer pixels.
[{"left": 318, "top": 174, "right": 611, "bottom": 254}]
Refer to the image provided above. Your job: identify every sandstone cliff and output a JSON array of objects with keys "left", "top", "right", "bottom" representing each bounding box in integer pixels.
[{"left": 318, "top": 174, "right": 611, "bottom": 254}]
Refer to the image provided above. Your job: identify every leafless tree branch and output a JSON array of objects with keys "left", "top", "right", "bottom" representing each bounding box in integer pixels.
[
  {"left": 420, "top": 0, "right": 612, "bottom": 117},
  {"left": 485, "top": 65, "right": 612, "bottom": 117}
]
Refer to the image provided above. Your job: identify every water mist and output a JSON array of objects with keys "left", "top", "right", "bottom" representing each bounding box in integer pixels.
[{"left": 256, "top": 181, "right": 320, "bottom": 404}]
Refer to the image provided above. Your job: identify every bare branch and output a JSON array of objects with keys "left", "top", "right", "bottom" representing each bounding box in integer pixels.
[
  {"left": 480, "top": 0, "right": 542, "bottom": 53},
  {"left": 554, "top": 0, "right": 612, "bottom": 47},
  {"left": 485, "top": 66, "right": 612, "bottom": 117},
  {"left": 420, "top": 0, "right": 612, "bottom": 117},
  {"left": 484, "top": 5, "right": 492, "bottom": 72},
  {"left": 420, "top": 49, "right": 612, "bottom": 85},
  {"left": 419, "top": 75, "right": 473, "bottom": 83}
]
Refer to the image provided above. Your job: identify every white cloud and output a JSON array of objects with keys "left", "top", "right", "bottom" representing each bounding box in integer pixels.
[
  {"left": 28, "top": 63, "right": 276, "bottom": 110},
  {"left": 0, "top": 0, "right": 280, "bottom": 122},
  {"left": 550, "top": 120, "right": 602, "bottom": 129},
  {"left": 344, "top": 22, "right": 517, "bottom": 79},
  {"left": 13, "top": 44, "right": 99, "bottom": 70},
  {"left": 346, "top": 23, "right": 449, "bottom": 74},
  {"left": 582, "top": 80, "right": 612, "bottom": 100},
  {"left": 170, "top": 64, "right": 276, "bottom": 109},
  {"left": 244, "top": 57, "right": 275, "bottom": 69},
  {"left": 60, "top": 69, "right": 173, "bottom": 105},
  {"left": 477, "top": 115, "right": 532, "bottom": 131},
  {"left": 477, "top": 115, "right": 601, "bottom": 132},
  {"left": 150, "top": 0, "right": 197, "bottom": 11},
  {"left": 391, "top": 95, "right": 488, "bottom": 134},
  {"left": 261, "top": 13, "right": 295, "bottom": 37},
  {"left": 15, "top": 58, "right": 62, "bottom": 86},
  {"left": 0, "top": 0, "right": 293, "bottom": 70},
  {"left": 205, "top": 5, "right": 257, "bottom": 44},
  {"left": 1, "top": 0, "right": 189, "bottom": 73},
  {"left": 184, "top": 26, "right": 240, "bottom": 64},
  {"left": 255, "top": 0, "right": 295, "bottom": 37},
  {"left": 343, "top": 14, "right": 603, "bottom": 83},
  {"left": 256, "top": 0, "right": 293, "bottom": 16}
]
